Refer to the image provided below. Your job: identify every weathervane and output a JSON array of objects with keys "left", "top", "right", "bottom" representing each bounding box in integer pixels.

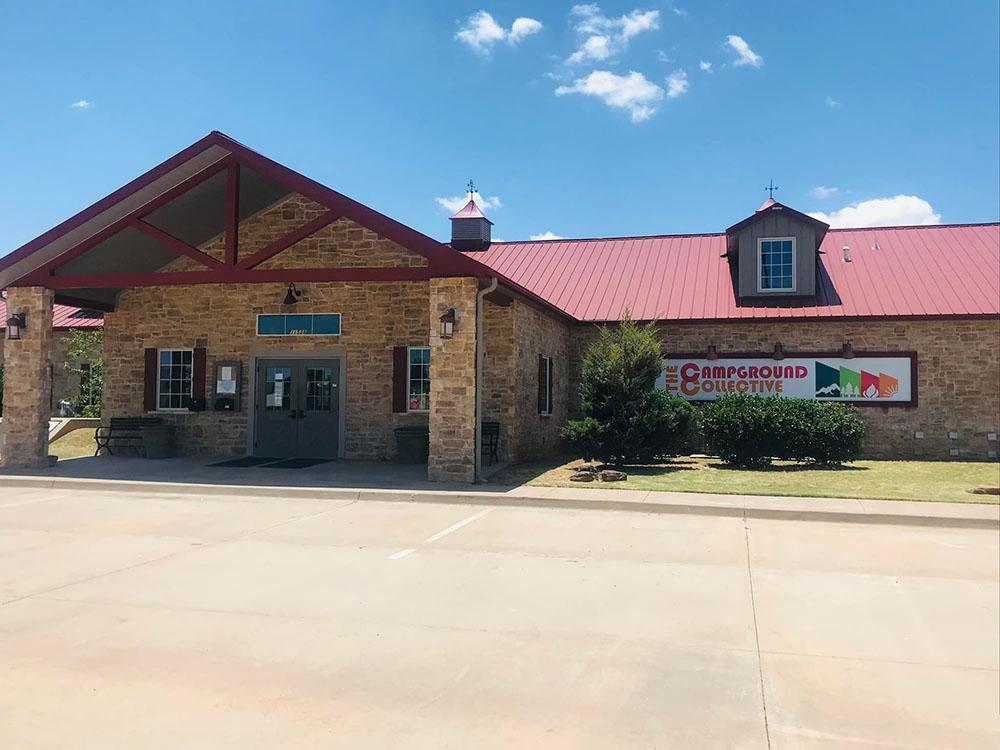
[
  {"left": 765, "top": 179, "right": 778, "bottom": 199},
  {"left": 467, "top": 179, "right": 477, "bottom": 195}
]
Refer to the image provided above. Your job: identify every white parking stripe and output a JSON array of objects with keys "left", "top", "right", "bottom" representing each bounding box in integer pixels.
[
  {"left": 387, "top": 508, "right": 494, "bottom": 560},
  {"left": 423, "top": 509, "right": 494, "bottom": 544}
]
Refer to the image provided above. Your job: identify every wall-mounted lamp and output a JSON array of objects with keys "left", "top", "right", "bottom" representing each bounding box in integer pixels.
[
  {"left": 841, "top": 342, "right": 855, "bottom": 359},
  {"left": 283, "top": 283, "right": 303, "bottom": 305},
  {"left": 5, "top": 312, "right": 25, "bottom": 341},
  {"left": 439, "top": 308, "right": 456, "bottom": 339},
  {"left": 772, "top": 342, "right": 785, "bottom": 360},
  {"left": 706, "top": 344, "right": 719, "bottom": 360}
]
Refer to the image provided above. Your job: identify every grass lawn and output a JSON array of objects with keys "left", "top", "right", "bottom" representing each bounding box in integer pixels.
[
  {"left": 49, "top": 428, "right": 97, "bottom": 461},
  {"left": 494, "top": 455, "right": 1000, "bottom": 504}
]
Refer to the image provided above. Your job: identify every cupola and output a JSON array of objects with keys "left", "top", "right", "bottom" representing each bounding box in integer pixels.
[{"left": 450, "top": 194, "right": 493, "bottom": 252}]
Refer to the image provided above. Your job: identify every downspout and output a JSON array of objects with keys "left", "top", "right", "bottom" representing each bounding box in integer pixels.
[{"left": 474, "top": 276, "right": 498, "bottom": 483}]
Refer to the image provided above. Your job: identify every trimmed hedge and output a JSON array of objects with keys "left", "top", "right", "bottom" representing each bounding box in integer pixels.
[{"left": 700, "top": 394, "right": 865, "bottom": 467}]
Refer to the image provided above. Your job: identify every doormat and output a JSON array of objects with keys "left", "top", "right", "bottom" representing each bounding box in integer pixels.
[
  {"left": 259, "top": 458, "right": 332, "bottom": 469},
  {"left": 209, "top": 456, "right": 280, "bottom": 468}
]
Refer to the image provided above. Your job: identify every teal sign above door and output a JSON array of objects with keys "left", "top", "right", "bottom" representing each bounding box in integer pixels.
[{"left": 257, "top": 313, "right": 341, "bottom": 336}]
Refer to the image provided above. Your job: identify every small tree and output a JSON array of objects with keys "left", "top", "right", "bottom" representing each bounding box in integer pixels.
[
  {"left": 561, "top": 314, "right": 694, "bottom": 464},
  {"left": 64, "top": 329, "right": 103, "bottom": 417}
]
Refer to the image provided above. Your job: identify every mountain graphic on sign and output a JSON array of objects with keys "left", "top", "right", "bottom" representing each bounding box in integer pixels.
[
  {"left": 815, "top": 361, "right": 898, "bottom": 400},
  {"left": 815, "top": 362, "right": 840, "bottom": 397}
]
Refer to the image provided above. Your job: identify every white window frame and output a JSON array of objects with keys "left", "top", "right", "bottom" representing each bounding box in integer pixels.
[
  {"left": 757, "top": 236, "right": 797, "bottom": 293},
  {"left": 156, "top": 348, "right": 194, "bottom": 412},
  {"left": 540, "top": 355, "right": 553, "bottom": 417},
  {"left": 406, "top": 346, "right": 431, "bottom": 414}
]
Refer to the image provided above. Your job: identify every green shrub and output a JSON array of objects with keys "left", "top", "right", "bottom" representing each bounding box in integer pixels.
[
  {"left": 701, "top": 394, "right": 865, "bottom": 467},
  {"left": 561, "top": 315, "right": 695, "bottom": 464}
]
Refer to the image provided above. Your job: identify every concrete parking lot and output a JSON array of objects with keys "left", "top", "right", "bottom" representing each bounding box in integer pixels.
[{"left": 0, "top": 485, "right": 997, "bottom": 749}]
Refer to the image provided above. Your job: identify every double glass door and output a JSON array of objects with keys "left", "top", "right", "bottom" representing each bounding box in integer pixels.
[{"left": 254, "top": 359, "right": 340, "bottom": 458}]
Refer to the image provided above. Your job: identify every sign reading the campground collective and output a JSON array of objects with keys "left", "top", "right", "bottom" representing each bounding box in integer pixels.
[{"left": 657, "top": 354, "right": 915, "bottom": 405}]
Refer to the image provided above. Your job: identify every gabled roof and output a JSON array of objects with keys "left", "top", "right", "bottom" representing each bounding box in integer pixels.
[
  {"left": 0, "top": 299, "right": 103, "bottom": 330},
  {"left": 450, "top": 198, "right": 493, "bottom": 224},
  {"left": 725, "top": 199, "right": 831, "bottom": 237},
  {"left": 466, "top": 223, "right": 1000, "bottom": 322}
]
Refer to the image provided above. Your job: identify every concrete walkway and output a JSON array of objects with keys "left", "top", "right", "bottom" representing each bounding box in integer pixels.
[{"left": 1, "top": 455, "right": 997, "bottom": 529}]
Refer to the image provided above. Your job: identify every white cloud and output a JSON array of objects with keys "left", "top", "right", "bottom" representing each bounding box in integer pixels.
[
  {"left": 808, "top": 195, "right": 941, "bottom": 228},
  {"left": 509, "top": 17, "right": 543, "bottom": 43},
  {"left": 435, "top": 192, "right": 502, "bottom": 213},
  {"left": 69, "top": 99, "right": 92, "bottom": 109},
  {"left": 455, "top": 11, "right": 542, "bottom": 54},
  {"left": 556, "top": 69, "right": 664, "bottom": 122},
  {"left": 530, "top": 231, "right": 565, "bottom": 240},
  {"left": 810, "top": 186, "right": 839, "bottom": 200},
  {"left": 567, "top": 5, "right": 660, "bottom": 64},
  {"left": 726, "top": 35, "right": 762, "bottom": 67},
  {"left": 665, "top": 69, "right": 689, "bottom": 98},
  {"left": 699, "top": 60, "right": 712, "bottom": 72},
  {"left": 825, "top": 95, "right": 840, "bottom": 109}
]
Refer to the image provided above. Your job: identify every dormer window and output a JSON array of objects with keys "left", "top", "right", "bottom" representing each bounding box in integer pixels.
[{"left": 758, "top": 237, "right": 796, "bottom": 292}]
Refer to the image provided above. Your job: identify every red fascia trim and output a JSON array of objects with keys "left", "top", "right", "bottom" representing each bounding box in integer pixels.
[
  {"left": 590, "top": 313, "right": 1000, "bottom": 325},
  {"left": 132, "top": 219, "right": 225, "bottom": 269},
  {"left": 0, "top": 133, "right": 229, "bottom": 275},
  {"left": 35, "top": 266, "right": 444, "bottom": 289},
  {"left": 52, "top": 294, "right": 115, "bottom": 312}
]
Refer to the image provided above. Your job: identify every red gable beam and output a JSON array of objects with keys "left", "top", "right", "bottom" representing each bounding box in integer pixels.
[
  {"left": 224, "top": 163, "right": 240, "bottom": 266},
  {"left": 131, "top": 219, "right": 224, "bottom": 269},
  {"left": 237, "top": 211, "right": 341, "bottom": 270},
  {"left": 42, "top": 266, "right": 436, "bottom": 288}
]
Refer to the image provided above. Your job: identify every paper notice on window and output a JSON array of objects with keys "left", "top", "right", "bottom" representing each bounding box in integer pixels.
[
  {"left": 266, "top": 394, "right": 278, "bottom": 408},
  {"left": 220, "top": 366, "right": 233, "bottom": 380},
  {"left": 273, "top": 383, "right": 284, "bottom": 398},
  {"left": 217, "top": 380, "right": 236, "bottom": 395}
]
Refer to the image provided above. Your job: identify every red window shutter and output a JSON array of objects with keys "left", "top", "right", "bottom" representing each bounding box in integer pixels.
[
  {"left": 392, "top": 346, "right": 408, "bottom": 413},
  {"left": 192, "top": 347, "right": 207, "bottom": 400},
  {"left": 143, "top": 348, "right": 158, "bottom": 412}
]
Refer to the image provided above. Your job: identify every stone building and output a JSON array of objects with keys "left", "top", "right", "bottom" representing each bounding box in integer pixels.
[
  {"left": 0, "top": 298, "right": 103, "bottom": 415},
  {"left": 0, "top": 132, "right": 996, "bottom": 477}
]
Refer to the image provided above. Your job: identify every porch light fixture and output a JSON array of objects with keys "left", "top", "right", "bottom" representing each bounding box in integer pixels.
[
  {"left": 772, "top": 342, "right": 785, "bottom": 360},
  {"left": 283, "top": 283, "right": 303, "bottom": 306},
  {"left": 841, "top": 341, "right": 855, "bottom": 359},
  {"left": 439, "top": 308, "right": 456, "bottom": 339},
  {"left": 706, "top": 344, "right": 719, "bottom": 360},
  {"left": 5, "top": 312, "right": 25, "bottom": 341}
]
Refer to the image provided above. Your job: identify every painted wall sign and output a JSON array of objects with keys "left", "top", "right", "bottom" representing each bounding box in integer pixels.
[{"left": 656, "top": 353, "right": 916, "bottom": 405}]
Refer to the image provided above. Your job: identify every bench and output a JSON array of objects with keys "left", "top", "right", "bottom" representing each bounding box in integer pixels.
[{"left": 94, "top": 417, "right": 163, "bottom": 456}]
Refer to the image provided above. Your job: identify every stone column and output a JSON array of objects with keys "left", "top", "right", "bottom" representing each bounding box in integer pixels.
[
  {"left": 428, "top": 277, "right": 478, "bottom": 483},
  {"left": 0, "top": 287, "right": 53, "bottom": 469}
]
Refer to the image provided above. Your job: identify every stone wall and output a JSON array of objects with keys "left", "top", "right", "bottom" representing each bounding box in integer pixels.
[
  {"left": 103, "top": 280, "right": 431, "bottom": 459},
  {"left": 480, "top": 297, "right": 572, "bottom": 464},
  {"left": 0, "top": 287, "right": 53, "bottom": 467},
  {"left": 427, "top": 277, "right": 478, "bottom": 482},
  {"left": 570, "top": 318, "right": 1000, "bottom": 460}
]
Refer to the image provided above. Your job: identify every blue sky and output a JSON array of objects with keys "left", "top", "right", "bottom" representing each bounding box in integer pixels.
[{"left": 1, "top": 0, "right": 997, "bottom": 253}]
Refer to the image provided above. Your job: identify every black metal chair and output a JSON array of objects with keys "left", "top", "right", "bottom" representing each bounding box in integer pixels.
[{"left": 481, "top": 421, "right": 500, "bottom": 466}]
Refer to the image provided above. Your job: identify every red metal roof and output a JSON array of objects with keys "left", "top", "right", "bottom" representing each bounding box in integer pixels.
[
  {"left": 466, "top": 223, "right": 1000, "bottom": 322},
  {"left": 0, "top": 299, "right": 103, "bottom": 330}
]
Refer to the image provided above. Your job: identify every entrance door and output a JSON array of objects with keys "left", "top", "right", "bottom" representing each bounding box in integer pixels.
[{"left": 254, "top": 358, "right": 341, "bottom": 459}]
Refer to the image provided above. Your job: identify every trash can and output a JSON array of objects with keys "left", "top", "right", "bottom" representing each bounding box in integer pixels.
[
  {"left": 142, "top": 424, "right": 176, "bottom": 459},
  {"left": 394, "top": 426, "right": 429, "bottom": 463}
]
